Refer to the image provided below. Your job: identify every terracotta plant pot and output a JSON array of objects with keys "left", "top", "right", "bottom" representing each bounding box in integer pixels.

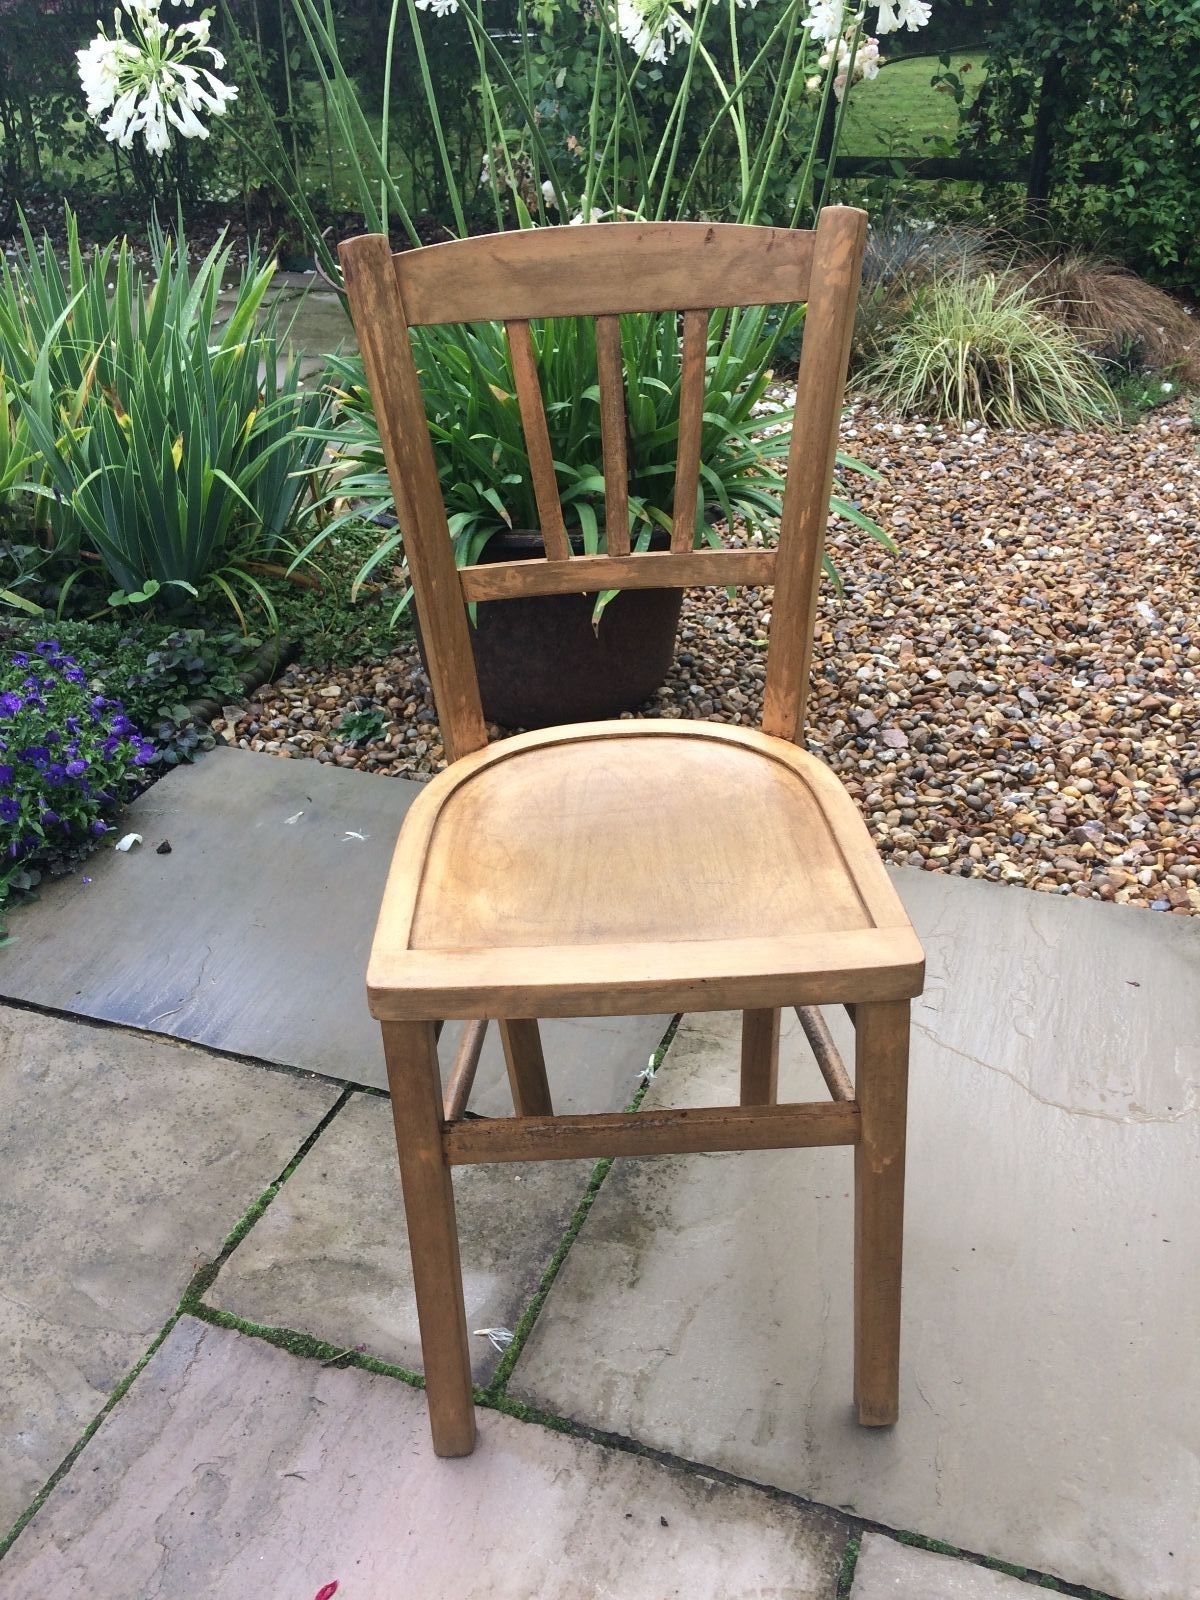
[{"left": 419, "top": 527, "right": 684, "bottom": 730}]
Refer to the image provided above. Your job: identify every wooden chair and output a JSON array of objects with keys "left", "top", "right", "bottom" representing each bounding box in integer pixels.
[{"left": 340, "top": 207, "right": 925, "bottom": 1458}]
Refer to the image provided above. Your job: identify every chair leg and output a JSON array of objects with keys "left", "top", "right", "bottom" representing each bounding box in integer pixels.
[
  {"left": 381, "top": 1019, "right": 476, "bottom": 1457},
  {"left": 740, "top": 1008, "right": 780, "bottom": 1105},
  {"left": 499, "top": 1019, "right": 553, "bottom": 1116},
  {"left": 853, "top": 998, "right": 910, "bottom": 1427}
]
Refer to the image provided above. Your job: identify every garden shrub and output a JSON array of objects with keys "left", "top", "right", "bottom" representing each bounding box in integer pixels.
[
  {"left": 0, "top": 209, "right": 332, "bottom": 625},
  {"left": 0, "top": 636, "right": 155, "bottom": 933},
  {"left": 856, "top": 270, "right": 1117, "bottom": 429},
  {"left": 967, "top": 0, "right": 1200, "bottom": 283}
]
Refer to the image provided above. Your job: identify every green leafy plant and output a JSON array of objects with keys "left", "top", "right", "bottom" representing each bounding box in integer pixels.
[
  {"left": 0, "top": 369, "right": 34, "bottom": 512},
  {"left": 856, "top": 270, "right": 1117, "bottom": 429},
  {"left": 114, "top": 625, "right": 265, "bottom": 763},
  {"left": 304, "top": 315, "right": 884, "bottom": 616},
  {"left": 338, "top": 705, "right": 387, "bottom": 746},
  {"left": 0, "top": 208, "right": 333, "bottom": 627},
  {"left": 1109, "top": 367, "right": 1181, "bottom": 426}
]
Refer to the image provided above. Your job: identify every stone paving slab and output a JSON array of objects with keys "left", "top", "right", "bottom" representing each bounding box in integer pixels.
[
  {"left": 849, "top": 1534, "right": 1050, "bottom": 1599},
  {"left": 1, "top": 1316, "right": 847, "bottom": 1599},
  {"left": 0, "top": 748, "right": 668, "bottom": 1105},
  {"left": 0, "top": 1005, "right": 338, "bottom": 1536},
  {"left": 511, "top": 876, "right": 1200, "bottom": 1600},
  {"left": 207, "top": 1091, "right": 593, "bottom": 1382}
]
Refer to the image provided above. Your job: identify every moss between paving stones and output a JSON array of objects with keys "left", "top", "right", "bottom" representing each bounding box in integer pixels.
[
  {"left": 0, "top": 1013, "right": 1124, "bottom": 1600},
  {"left": 0, "top": 1083, "right": 352, "bottom": 1560},
  {"left": 837, "top": 1534, "right": 861, "bottom": 1597}
]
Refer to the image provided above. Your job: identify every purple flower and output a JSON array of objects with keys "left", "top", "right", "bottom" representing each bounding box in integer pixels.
[
  {"left": 66, "top": 758, "right": 88, "bottom": 778},
  {"left": 134, "top": 742, "right": 156, "bottom": 766},
  {"left": 17, "top": 746, "right": 50, "bottom": 767},
  {"left": 10, "top": 651, "right": 29, "bottom": 667},
  {"left": 90, "top": 819, "right": 108, "bottom": 837},
  {"left": 40, "top": 807, "right": 60, "bottom": 825},
  {"left": 111, "top": 714, "right": 135, "bottom": 736},
  {"left": 64, "top": 667, "right": 86, "bottom": 684},
  {"left": 35, "top": 640, "right": 60, "bottom": 656},
  {"left": 45, "top": 729, "right": 61, "bottom": 745},
  {"left": 0, "top": 797, "right": 19, "bottom": 823},
  {"left": 0, "top": 763, "right": 12, "bottom": 785},
  {"left": 65, "top": 716, "right": 80, "bottom": 735},
  {"left": 0, "top": 692, "right": 22, "bottom": 717},
  {"left": 44, "top": 763, "right": 67, "bottom": 787}
]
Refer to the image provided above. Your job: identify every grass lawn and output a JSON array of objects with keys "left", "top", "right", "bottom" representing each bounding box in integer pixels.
[{"left": 840, "top": 51, "right": 985, "bottom": 157}]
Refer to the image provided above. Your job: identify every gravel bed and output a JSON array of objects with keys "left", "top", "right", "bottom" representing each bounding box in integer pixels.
[{"left": 218, "top": 399, "right": 1200, "bottom": 913}]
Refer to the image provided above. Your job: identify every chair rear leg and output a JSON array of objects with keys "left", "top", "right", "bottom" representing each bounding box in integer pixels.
[
  {"left": 381, "top": 1019, "right": 476, "bottom": 1457},
  {"left": 740, "top": 1008, "right": 780, "bottom": 1105},
  {"left": 853, "top": 998, "right": 910, "bottom": 1426},
  {"left": 499, "top": 1019, "right": 553, "bottom": 1116}
]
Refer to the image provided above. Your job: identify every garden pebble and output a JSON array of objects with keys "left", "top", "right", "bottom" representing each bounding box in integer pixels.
[{"left": 219, "top": 400, "right": 1200, "bottom": 913}]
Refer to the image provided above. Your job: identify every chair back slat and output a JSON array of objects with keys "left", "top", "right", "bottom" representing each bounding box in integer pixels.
[
  {"left": 339, "top": 209, "right": 866, "bottom": 758},
  {"left": 594, "top": 315, "right": 630, "bottom": 556},
  {"left": 671, "top": 307, "right": 709, "bottom": 553},
  {"left": 394, "top": 222, "right": 814, "bottom": 325},
  {"left": 460, "top": 547, "right": 776, "bottom": 603},
  {"left": 762, "top": 208, "right": 867, "bottom": 742},
  {"left": 505, "top": 320, "right": 571, "bottom": 562},
  {"left": 339, "top": 233, "right": 488, "bottom": 760}
]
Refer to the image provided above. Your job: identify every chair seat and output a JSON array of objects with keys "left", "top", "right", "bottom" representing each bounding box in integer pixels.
[{"left": 367, "top": 720, "right": 924, "bottom": 1020}]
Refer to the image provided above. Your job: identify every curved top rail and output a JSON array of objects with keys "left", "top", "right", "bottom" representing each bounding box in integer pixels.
[{"left": 392, "top": 221, "right": 815, "bottom": 325}]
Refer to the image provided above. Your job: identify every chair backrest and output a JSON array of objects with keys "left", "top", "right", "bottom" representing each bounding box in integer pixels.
[{"left": 339, "top": 208, "right": 867, "bottom": 764}]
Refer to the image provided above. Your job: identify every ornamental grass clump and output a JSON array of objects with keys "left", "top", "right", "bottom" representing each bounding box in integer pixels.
[
  {"left": 0, "top": 638, "right": 155, "bottom": 932},
  {"left": 855, "top": 271, "right": 1117, "bottom": 430},
  {"left": 1005, "top": 254, "right": 1200, "bottom": 383},
  {"left": 853, "top": 217, "right": 996, "bottom": 366}
]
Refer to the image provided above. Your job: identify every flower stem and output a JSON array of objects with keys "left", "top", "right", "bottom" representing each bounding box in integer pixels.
[{"left": 403, "top": 0, "right": 467, "bottom": 237}]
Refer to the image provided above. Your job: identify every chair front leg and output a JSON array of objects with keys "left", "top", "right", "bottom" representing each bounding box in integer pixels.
[
  {"left": 381, "top": 1019, "right": 476, "bottom": 1457},
  {"left": 499, "top": 1018, "right": 554, "bottom": 1116},
  {"left": 852, "top": 998, "right": 910, "bottom": 1426},
  {"left": 740, "top": 1008, "right": 780, "bottom": 1105}
]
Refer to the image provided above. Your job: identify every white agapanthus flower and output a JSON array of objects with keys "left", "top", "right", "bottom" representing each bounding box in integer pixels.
[
  {"left": 612, "top": 0, "right": 694, "bottom": 64},
  {"left": 833, "top": 33, "right": 881, "bottom": 100},
  {"left": 874, "top": 0, "right": 932, "bottom": 32},
  {"left": 415, "top": 0, "right": 461, "bottom": 15},
  {"left": 77, "top": 0, "right": 237, "bottom": 158},
  {"left": 542, "top": 179, "right": 558, "bottom": 208},
  {"left": 807, "top": 0, "right": 929, "bottom": 51},
  {"left": 803, "top": 0, "right": 845, "bottom": 48}
]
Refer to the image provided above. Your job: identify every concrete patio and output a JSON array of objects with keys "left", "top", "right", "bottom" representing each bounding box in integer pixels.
[{"left": 1, "top": 747, "right": 1195, "bottom": 1599}]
